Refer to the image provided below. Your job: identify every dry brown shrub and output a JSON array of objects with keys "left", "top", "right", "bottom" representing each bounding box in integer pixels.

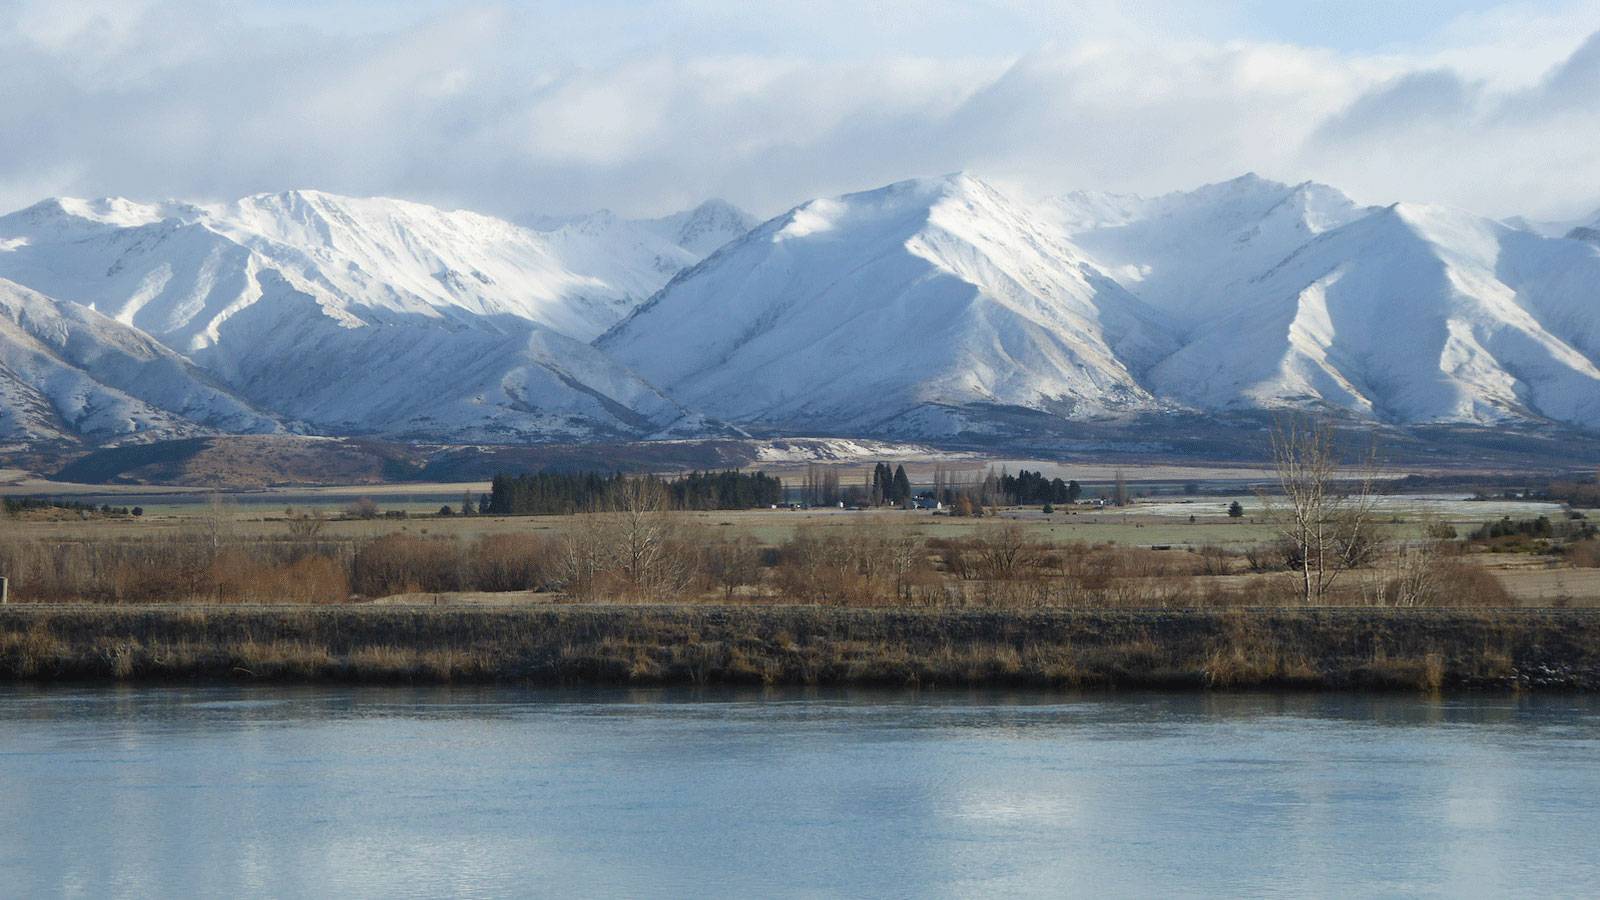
[
  {"left": 470, "top": 533, "right": 557, "bottom": 592},
  {"left": 351, "top": 534, "right": 464, "bottom": 597},
  {"left": 211, "top": 551, "right": 349, "bottom": 604},
  {"left": 703, "top": 537, "right": 764, "bottom": 600},
  {"left": 1196, "top": 545, "right": 1235, "bottom": 576},
  {"left": 774, "top": 525, "right": 881, "bottom": 604},
  {"left": 1568, "top": 539, "right": 1600, "bottom": 568},
  {"left": 1368, "top": 546, "right": 1512, "bottom": 607}
]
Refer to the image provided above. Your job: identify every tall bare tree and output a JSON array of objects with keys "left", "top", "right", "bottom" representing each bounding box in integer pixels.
[
  {"left": 1265, "top": 415, "right": 1380, "bottom": 605},
  {"left": 607, "top": 477, "right": 686, "bottom": 598}
]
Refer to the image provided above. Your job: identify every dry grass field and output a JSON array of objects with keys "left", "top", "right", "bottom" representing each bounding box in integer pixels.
[
  {"left": 1, "top": 457, "right": 1595, "bottom": 689},
  {"left": 0, "top": 492, "right": 1593, "bottom": 607},
  {"left": 2, "top": 442, "right": 1594, "bottom": 616}
]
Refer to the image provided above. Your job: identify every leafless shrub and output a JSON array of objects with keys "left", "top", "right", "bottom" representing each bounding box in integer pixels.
[
  {"left": 704, "top": 537, "right": 763, "bottom": 600},
  {"left": 351, "top": 534, "right": 464, "bottom": 596},
  {"left": 974, "top": 525, "right": 1038, "bottom": 580},
  {"left": 346, "top": 497, "right": 380, "bottom": 520},
  {"left": 1366, "top": 541, "right": 1511, "bottom": 607},
  {"left": 470, "top": 534, "right": 558, "bottom": 592},
  {"left": 285, "top": 508, "right": 327, "bottom": 540},
  {"left": 1196, "top": 544, "right": 1234, "bottom": 577},
  {"left": 1568, "top": 539, "right": 1600, "bottom": 568}
]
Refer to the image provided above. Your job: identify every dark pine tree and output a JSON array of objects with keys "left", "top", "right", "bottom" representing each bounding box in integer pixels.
[{"left": 892, "top": 464, "right": 912, "bottom": 504}]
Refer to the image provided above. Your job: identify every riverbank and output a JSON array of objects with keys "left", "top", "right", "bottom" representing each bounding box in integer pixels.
[{"left": 3, "top": 604, "right": 1598, "bottom": 690}]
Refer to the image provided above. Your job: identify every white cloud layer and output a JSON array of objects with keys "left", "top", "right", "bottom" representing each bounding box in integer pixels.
[{"left": 1, "top": 0, "right": 1598, "bottom": 220}]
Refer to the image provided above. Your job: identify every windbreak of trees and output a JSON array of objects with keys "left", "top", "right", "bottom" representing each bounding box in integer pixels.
[
  {"left": 998, "top": 469, "right": 1081, "bottom": 505},
  {"left": 488, "top": 469, "right": 782, "bottom": 515},
  {"left": 1543, "top": 477, "right": 1600, "bottom": 508},
  {"left": 870, "top": 463, "right": 913, "bottom": 505},
  {"left": 3, "top": 497, "right": 137, "bottom": 517},
  {"left": 667, "top": 470, "right": 784, "bottom": 510}
]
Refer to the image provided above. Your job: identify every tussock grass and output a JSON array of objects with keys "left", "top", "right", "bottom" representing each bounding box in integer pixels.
[{"left": 2, "top": 605, "right": 1595, "bottom": 692}]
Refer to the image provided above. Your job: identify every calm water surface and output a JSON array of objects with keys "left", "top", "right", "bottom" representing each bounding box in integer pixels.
[{"left": 2, "top": 686, "right": 1597, "bottom": 898}]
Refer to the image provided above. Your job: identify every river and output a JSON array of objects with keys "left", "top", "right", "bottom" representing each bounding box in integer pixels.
[{"left": 2, "top": 686, "right": 1597, "bottom": 897}]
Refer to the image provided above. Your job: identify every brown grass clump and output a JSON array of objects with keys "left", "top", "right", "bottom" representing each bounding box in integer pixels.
[
  {"left": 1202, "top": 612, "right": 1321, "bottom": 687},
  {"left": 1568, "top": 539, "right": 1600, "bottom": 569},
  {"left": 0, "top": 621, "right": 64, "bottom": 677},
  {"left": 1, "top": 605, "right": 1595, "bottom": 690}
]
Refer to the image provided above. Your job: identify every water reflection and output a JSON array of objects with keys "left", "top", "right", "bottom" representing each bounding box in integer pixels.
[{"left": 2, "top": 686, "right": 1597, "bottom": 897}]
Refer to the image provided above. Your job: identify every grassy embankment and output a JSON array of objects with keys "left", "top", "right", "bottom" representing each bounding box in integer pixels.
[{"left": 3, "top": 604, "right": 1597, "bottom": 692}]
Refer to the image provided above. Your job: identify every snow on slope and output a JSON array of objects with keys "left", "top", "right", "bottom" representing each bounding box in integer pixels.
[
  {"left": 1147, "top": 203, "right": 1600, "bottom": 426},
  {"left": 0, "top": 190, "right": 718, "bottom": 347},
  {"left": 522, "top": 199, "right": 757, "bottom": 260},
  {"left": 1041, "top": 174, "right": 1373, "bottom": 331},
  {"left": 1564, "top": 209, "right": 1600, "bottom": 245},
  {"left": 0, "top": 191, "right": 735, "bottom": 441},
  {"left": 0, "top": 175, "right": 1597, "bottom": 444},
  {"left": 199, "top": 286, "right": 696, "bottom": 441},
  {"left": 0, "top": 278, "right": 281, "bottom": 443},
  {"left": 641, "top": 199, "right": 759, "bottom": 257},
  {"left": 599, "top": 174, "right": 1178, "bottom": 433}
]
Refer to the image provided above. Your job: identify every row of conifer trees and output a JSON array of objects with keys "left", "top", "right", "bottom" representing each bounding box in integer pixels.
[{"left": 487, "top": 470, "right": 783, "bottom": 515}]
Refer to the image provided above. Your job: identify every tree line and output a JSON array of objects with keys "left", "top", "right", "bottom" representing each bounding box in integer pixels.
[
  {"left": 487, "top": 469, "right": 782, "bottom": 515},
  {"left": 995, "top": 469, "right": 1082, "bottom": 505}
]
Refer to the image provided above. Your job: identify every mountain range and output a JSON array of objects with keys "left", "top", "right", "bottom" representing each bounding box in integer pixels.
[{"left": 0, "top": 173, "right": 1596, "bottom": 450}]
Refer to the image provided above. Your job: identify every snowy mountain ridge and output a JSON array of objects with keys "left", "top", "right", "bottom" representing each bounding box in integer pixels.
[
  {"left": 0, "top": 174, "right": 1598, "bottom": 447},
  {"left": 0, "top": 190, "right": 753, "bottom": 444}
]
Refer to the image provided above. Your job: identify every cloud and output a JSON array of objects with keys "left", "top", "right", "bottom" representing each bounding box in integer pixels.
[
  {"left": 1313, "top": 70, "right": 1480, "bottom": 142},
  {"left": 0, "top": 0, "right": 1596, "bottom": 220}
]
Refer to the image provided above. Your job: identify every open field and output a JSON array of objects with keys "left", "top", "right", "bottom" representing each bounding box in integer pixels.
[
  {"left": 2, "top": 482, "right": 1594, "bottom": 607},
  {"left": 3, "top": 604, "right": 1598, "bottom": 691},
  {"left": 2, "top": 452, "right": 1596, "bottom": 690}
]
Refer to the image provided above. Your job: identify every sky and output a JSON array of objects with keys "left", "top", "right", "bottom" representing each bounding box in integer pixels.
[{"left": 2, "top": 0, "right": 1599, "bottom": 221}]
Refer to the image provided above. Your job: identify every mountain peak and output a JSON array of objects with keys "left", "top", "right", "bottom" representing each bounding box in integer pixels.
[
  {"left": 601, "top": 172, "right": 1168, "bottom": 429},
  {"left": 648, "top": 199, "right": 757, "bottom": 255},
  {"left": 6, "top": 196, "right": 174, "bottom": 229}
]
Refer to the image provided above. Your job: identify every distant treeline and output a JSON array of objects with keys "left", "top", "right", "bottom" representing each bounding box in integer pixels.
[
  {"left": 996, "top": 469, "right": 1082, "bottom": 505},
  {"left": 3, "top": 497, "right": 141, "bottom": 517},
  {"left": 487, "top": 469, "right": 783, "bottom": 515},
  {"left": 1544, "top": 477, "right": 1600, "bottom": 508}
]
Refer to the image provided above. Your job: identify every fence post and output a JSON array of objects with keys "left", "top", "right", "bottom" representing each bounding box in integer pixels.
[{"left": 1, "top": 576, "right": 8, "bottom": 605}]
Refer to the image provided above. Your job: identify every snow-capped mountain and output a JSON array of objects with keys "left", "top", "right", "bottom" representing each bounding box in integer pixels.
[
  {"left": 0, "top": 278, "right": 281, "bottom": 443},
  {"left": 520, "top": 199, "right": 757, "bottom": 261},
  {"left": 1040, "top": 174, "right": 1374, "bottom": 331},
  {"left": 642, "top": 199, "right": 760, "bottom": 257},
  {"left": 1566, "top": 211, "right": 1600, "bottom": 245},
  {"left": 0, "top": 191, "right": 745, "bottom": 442},
  {"left": 0, "top": 190, "right": 729, "bottom": 348},
  {"left": 0, "top": 173, "right": 1597, "bottom": 448},
  {"left": 599, "top": 174, "right": 1178, "bottom": 434},
  {"left": 1145, "top": 203, "right": 1600, "bottom": 425}
]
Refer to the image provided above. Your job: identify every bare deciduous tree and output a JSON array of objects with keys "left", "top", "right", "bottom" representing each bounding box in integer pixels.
[
  {"left": 705, "top": 537, "right": 761, "bottom": 600},
  {"left": 563, "top": 477, "right": 694, "bottom": 595},
  {"left": 976, "top": 524, "right": 1037, "bottom": 580},
  {"left": 346, "top": 497, "right": 380, "bottom": 520},
  {"left": 559, "top": 508, "right": 616, "bottom": 600},
  {"left": 284, "top": 507, "right": 326, "bottom": 540},
  {"left": 196, "top": 492, "right": 235, "bottom": 557},
  {"left": 1367, "top": 539, "right": 1446, "bottom": 607},
  {"left": 1263, "top": 415, "right": 1380, "bottom": 605},
  {"left": 887, "top": 532, "right": 925, "bottom": 601}
]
